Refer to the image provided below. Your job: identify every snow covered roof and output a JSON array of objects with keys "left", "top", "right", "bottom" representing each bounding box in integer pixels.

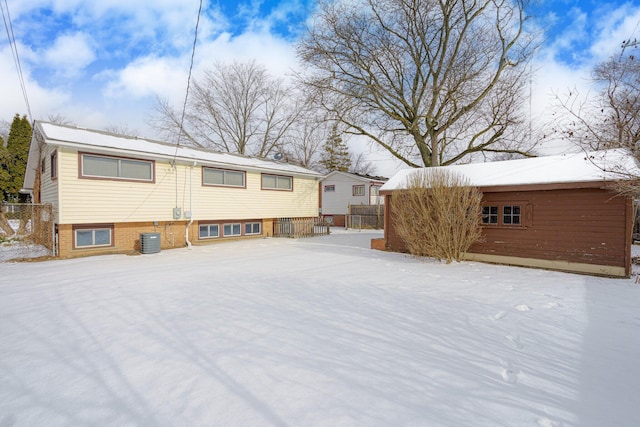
[
  {"left": 380, "top": 149, "right": 640, "bottom": 192},
  {"left": 33, "top": 121, "right": 323, "bottom": 178},
  {"left": 322, "top": 170, "right": 388, "bottom": 183}
]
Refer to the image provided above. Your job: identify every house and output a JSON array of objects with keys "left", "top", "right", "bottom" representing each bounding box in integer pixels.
[
  {"left": 22, "top": 121, "right": 323, "bottom": 258},
  {"left": 319, "top": 171, "right": 387, "bottom": 226},
  {"left": 377, "top": 150, "right": 640, "bottom": 277}
]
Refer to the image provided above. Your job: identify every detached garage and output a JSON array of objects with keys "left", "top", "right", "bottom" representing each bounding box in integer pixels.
[{"left": 379, "top": 149, "right": 640, "bottom": 277}]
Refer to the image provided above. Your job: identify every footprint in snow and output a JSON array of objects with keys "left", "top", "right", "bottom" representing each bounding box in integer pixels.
[
  {"left": 505, "top": 333, "right": 523, "bottom": 349},
  {"left": 493, "top": 311, "right": 507, "bottom": 320},
  {"left": 545, "top": 302, "right": 562, "bottom": 308},
  {"left": 537, "top": 417, "right": 562, "bottom": 427},
  {"left": 515, "top": 304, "right": 531, "bottom": 311},
  {"left": 499, "top": 358, "right": 520, "bottom": 384},
  {"left": 501, "top": 368, "right": 520, "bottom": 384}
]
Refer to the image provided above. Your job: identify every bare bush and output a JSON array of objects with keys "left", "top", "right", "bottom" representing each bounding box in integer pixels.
[{"left": 392, "top": 169, "right": 483, "bottom": 263}]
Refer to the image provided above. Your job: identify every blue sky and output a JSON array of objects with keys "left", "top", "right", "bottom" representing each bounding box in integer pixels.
[{"left": 1, "top": 0, "right": 640, "bottom": 173}]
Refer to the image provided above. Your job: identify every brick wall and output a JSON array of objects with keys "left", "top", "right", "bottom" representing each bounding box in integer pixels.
[{"left": 57, "top": 218, "right": 278, "bottom": 258}]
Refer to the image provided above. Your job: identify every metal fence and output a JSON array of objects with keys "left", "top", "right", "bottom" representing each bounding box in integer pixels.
[
  {"left": 273, "top": 217, "right": 330, "bottom": 238},
  {"left": 0, "top": 203, "right": 55, "bottom": 262},
  {"left": 346, "top": 204, "right": 384, "bottom": 229}
]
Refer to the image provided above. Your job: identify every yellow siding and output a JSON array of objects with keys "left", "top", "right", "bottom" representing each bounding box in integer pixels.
[
  {"left": 58, "top": 148, "right": 319, "bottom": 224},
  {"left": 41, "top": 145, "right": 60, "bottom": 222}
]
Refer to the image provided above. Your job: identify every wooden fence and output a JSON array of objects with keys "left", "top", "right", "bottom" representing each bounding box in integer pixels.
[
  {"left": 273, "top": 217, "right": 330, "bottom": 238},
  {"left": 346, "top": 204, "right": 384, "bottom": 229}
]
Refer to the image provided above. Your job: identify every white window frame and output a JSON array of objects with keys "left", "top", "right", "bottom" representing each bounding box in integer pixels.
[
  {"left": 353, "top": 185, "right": 365, "bottom": 196},
  {"left": 223, "top": 223, "right": 242, "bottom": 237},
  {"left": 244, "top": 222, "right": 261, "bottom": 235},
  {"left": 74, "top": 226, "right": 113, "bottom": 248},
  {"left": 199, "top": 224, "right": 219, "bottom": 239}
]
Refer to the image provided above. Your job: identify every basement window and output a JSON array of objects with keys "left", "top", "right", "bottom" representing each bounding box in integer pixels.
[
  {"left": 244, "top": 222, "right": 261, "bottom": 235},
  {"left": 199, "top": 224, "right": 219, "bottom": 239},
  {"left": 73, "top": 224, "right": 113, "bottom": 248},
  {"left": 223, "top": 223, "right": 241, "bottom": 237}
]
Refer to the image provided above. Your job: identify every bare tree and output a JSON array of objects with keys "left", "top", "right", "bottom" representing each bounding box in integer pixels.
[
  {"left": 554, "top": 53, "right": 640, "bottom": 156},
  {"left": 279, "top": 113, "right": 328, "bottom": 170},
  {"left": 152, "top": 60, "right": 303, "bottom": 158},
  {"left": 296, "top": 0, "right": 538, "bottom": 167},
  {"left": 46, "top": 114, "right": 75, "bottom": 126},
  {"left": 350, "top": 151, "right": 375, "bottom": 176},
  {"left": 104, "top": 124, "right": 139, "bottom": 137}
]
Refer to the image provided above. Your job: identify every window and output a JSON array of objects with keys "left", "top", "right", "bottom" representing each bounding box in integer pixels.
[
  {"left": 482, "top": 206, "right": 498, "bottom": 224},
  {"left": 51, "top": 152, "right": 57, "bottom": 179},
  {"left": 262, "top": 174, "right": 293, "bottom": 191},
  {"left": 481, "top": 204, "right": 525, "bottom": 227},
  {"left": 80, "top": 153, "right": 153, "bottom": 182},
  {"left": 324, "top": 185, "right": 335, "bottom": 192},
  {"left": 503, "top": 205, "right": 521, "bottom": 225},
  {"left": 244, "top": 222, "right": 261, "bottom": 235},
  {"left": 223, "top": 223, "right": 241, "bottom": 236},
  {"left": 371, "top": 186, "right": 380, "bottom": 196},
  {"left": 203, "top": 167, "right": 245, "bottom": 187},
  {"left": 199, "top": 224, "right": 219, "bottom": 239},
  {"left": 353, "top": 185, "right": 365, "bottom": 196},
  {"left": 74, "top": 224, "right": 113, "bottom": 248}
]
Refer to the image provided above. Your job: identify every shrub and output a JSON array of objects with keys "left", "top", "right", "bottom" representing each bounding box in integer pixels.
[{"left": 392, "top": 169, "right": 484, "bottom": 263}]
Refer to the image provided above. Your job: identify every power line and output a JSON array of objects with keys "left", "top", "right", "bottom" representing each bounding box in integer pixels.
[
  {"left": 172, "top": 0, "right": 203, "bottom": 163},
  {"left": 1, "top": 0, "right": 32, "bottom": 121}
]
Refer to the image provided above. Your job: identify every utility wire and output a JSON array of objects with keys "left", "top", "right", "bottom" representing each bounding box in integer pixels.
[
  {"left": 172, "top": 0, "right": 203, "bottom": 164},
  {"left": 1, "top": 0, "right": 32, "bottom": 121}
]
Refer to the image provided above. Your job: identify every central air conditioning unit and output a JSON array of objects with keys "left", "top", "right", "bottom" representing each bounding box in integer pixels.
[{"left": 140, "top": 232, "right": 161, "bottom": 254}]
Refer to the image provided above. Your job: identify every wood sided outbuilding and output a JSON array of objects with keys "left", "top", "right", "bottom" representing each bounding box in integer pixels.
[{"left": 376, "top": 150, "right": 640, "bottom": 277}]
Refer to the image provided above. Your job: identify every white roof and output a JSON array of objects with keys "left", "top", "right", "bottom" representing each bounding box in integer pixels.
[
  {"left": 322, "top": 170, "right": 388, "bottom": 183},
  {"left": 35, "top": 121, "right": 322, "bottom": 177},
  {"left": 381, "top": 149, "right": 640, "bottom": 192}
]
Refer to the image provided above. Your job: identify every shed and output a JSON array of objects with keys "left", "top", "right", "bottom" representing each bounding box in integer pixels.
[{"left": 378, "top": 149, "right": 640, "bottom": 277}]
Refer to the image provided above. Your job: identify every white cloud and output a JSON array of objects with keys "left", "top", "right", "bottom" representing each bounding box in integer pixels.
[
  {"left": 0, "top": 43, "right": 71, "bottom": 122},
  {"left": 103, "top": 56, "right": 188, "bottom": 101},
  {"left": 43, "top": 32, "right": 96, "bottom": 77},
  {"left": 590, "top": 4, "right": 640, "bottom": 60},
  {"left": 195, "top": 30, "right": 299, "bottom": 79}
]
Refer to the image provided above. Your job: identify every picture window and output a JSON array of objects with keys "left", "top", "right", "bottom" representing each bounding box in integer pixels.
[
  {"left": 81, "top": 153, "right": 153, "bottom": 182},
  {"left": 262, "top": 174, "right": 292, "bottom": 190}
]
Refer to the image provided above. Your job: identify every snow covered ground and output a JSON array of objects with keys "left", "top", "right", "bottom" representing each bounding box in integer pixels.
[{"left": 1, "top": 229, "right": 639, "bottom": 427}]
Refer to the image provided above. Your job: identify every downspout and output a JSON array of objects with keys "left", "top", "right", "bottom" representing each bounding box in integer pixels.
[{"left": 185, "top": 162, "right": 194, "bottom": 249}]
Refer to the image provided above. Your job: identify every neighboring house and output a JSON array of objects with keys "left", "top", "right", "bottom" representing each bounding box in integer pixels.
[
  {"left": 22, "top": 121, "right": 322, "bottom": 258},
  {"left": 377, "top": 149, "right": 640, "bottom": 277},
  {"left": 319, "top": 171, "right": 387, "bottom": 226}
]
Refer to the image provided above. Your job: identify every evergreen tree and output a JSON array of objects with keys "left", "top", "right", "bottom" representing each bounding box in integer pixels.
[
  {"left": 319, "top": 124, "right": 351, "bottom": 173},
  {"left": 0, "top": 115, "right": 32, "bottom": 202}
]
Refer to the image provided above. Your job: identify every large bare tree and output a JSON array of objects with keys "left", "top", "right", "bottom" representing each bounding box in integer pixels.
[
  {"left": 554, "top": 53, "right": 640, "bottom": 156},
  {"left": 296, "top": 0, "right": 538, "bottom": 167},
  {"left": 153, "top": 60, "right": 303, "bottom": 158}
]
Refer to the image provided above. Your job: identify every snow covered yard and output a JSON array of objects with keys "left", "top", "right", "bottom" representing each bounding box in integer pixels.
[{"left": 1, "top": 229, "right": 639, "bottom": 427}]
